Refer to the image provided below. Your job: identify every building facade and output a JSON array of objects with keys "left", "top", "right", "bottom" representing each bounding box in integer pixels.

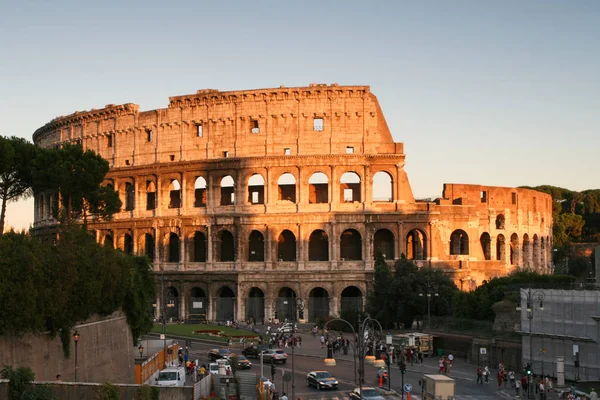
[{"left": 32, "top": 84, "right": 553, "bottom": 323}]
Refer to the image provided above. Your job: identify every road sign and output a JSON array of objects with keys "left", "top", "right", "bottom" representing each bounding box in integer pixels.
[
  {"left": 480, "top": 347, "right": 487, "bottom": 355},
  {"left": 160, "top": 334, "right": 165, "bottom": 340},
  {"left": 404, "top": 383, "right": 412, "bottom": 393},
  {"left": 386, "top": 333, "right": 393, "bottom": 345}
]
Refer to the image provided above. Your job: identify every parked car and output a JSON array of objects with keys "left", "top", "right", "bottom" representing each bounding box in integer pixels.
[
  {"left": 262, "top": 349, "right": 288, "bottom": 364},
  {"left": 242, "top": 344, "right": 270, "bottom": 359},
  {"left": 208, "top": 362, "right": 232, "bottom": 375},
  {"left": 208, "top": 348, "right": 231, "bottom": 361},
  {"left": 276, "top": 323, "right": 298, "bottom": 334},
  {"left": 227, "top": 354, "right": 252, "bottom": 369},
  {"left": 154, "top": 367, "right": 186, "bottom": 387},
  {"left": 349, "top": 387, "right": 385, "bottom": 400},
  {"left": 306, "top": 371, "right": 339, "bottom": 390}
]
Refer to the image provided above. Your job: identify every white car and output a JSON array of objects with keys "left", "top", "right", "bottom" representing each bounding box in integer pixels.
[
  {"left": 154, "top": 367, "right": 186, "bottom": 387},
  {"left": 276, "top": 323, "right": 298, "bottom": 334},
  {"left": 208, "top": 362, "right": 232, "bottom": 375},
  {"left": 262, "top": 349, "right": 288, "bottom": 364},
  {"left": 261, "top": 376, "right": 276, "bottom": 391},
  {"left": 349, "top": 387, "right": 386, "bottom": 400}
]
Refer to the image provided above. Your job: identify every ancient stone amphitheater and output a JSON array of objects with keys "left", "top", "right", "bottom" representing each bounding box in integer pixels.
[{"left": 32, "top": 84, "right": 553, "bottom": 323}]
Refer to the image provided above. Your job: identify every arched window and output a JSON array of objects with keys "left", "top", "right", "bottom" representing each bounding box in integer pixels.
[
  {"left": 125, "top": 182, "right": 135, "bottom": 211},
  {"left": 309, "top": 230, "right": 329, "bottom": 261},
  {"left": 194, "top": 177, "right": 207, "bottom": 207},
  {"left": 219, "top": 230, "right": 235, "bottom": 262},
  {"left": 308, "top": 172, "right": 329, "bottom": 204},
  {"left": 374, "top": 229, "right": 394, "bottom": 259},
  {"left": 372, "top": 171, "right": 393, "bottom": 202},
  {"left": 145, "top": 233, "right": 155, "bottom": 260},
  {"left": 523, "top": 234, "right": 531, "bottom": 268},
  {"left": 308, "top": 287, "right": 330, "bottom": 322},
  {"left": 220, "top": 176, "right": 235, "bottom": 206},
  {"left": 216, "top": 286, "right": 235, "bottom": 321},
  {"left": 450, "top": 229, "right": 469, "bottom": 255},
  {"left": 248, "top": 230, "right": 265, "bottom": 262},
  {"left": 340, "top": 229, "right": 362, "bottom": 260},
  {"left": 146, "top": 181, "right": 156, "bottom": 210},
  {"left": 191, "top": 231, "right": 206, "bottom": 262},
  {"left": 510, "top": 233, "right": 519, "bottom": 265},
  {"left": 169, "top": 180, "right": 181, "bottom": 208},
  {"left": 277, "top": 230, "right": 296, "bottom": 261},
  {"left": 406, "top": 229, "right": 427, "bottom": 260},
  {"left": 168, "top": 233, "right": 180, "bottom": 262},
  {"left": 341, "top": 286, "right": 363, "bottom": 316},
  {"left": 278, "top": 173, "right": 296, "bottom": 203},
  {"left": 496, "top": 234, "right": 506, "bottom": 262},
  {"left": 496, "top": 214, "right": 505, "bottom": 230},
  {"left": 124, "top": 233, "right": 133, "bottom": 254},
  {"left": 480, "top": 232, "right": 491, "bottom": 260},
  {"left": 248, "top": 174, "right": 265, "bottom": 205},
  {"left": 104, "top": 235, "right": 114, "bottom": 249},
  {"left": 340, "top": 172, "right": 361, "bottom": 203}
]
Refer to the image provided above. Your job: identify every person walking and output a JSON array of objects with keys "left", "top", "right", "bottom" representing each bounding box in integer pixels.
[
  {"left": 477, "top": 367, "right": 483, "bottom": 385},
  {"left": 514, "top": 379, "right": 521, "bottom": 398},
  {"left": 590, "top": 388, "right": 598, "bottom": 400},
  {"left": 509, "top": 370, "right": 515, "bottom": 388},
  {"left": 497, "top": 370, "right": 503, "bottom": 388},
  {"left": 484, "top": 366, "right": 490, "bottom": 383},
  {"left": 320, "top": 335, "right": 325, "bottom": 349}
]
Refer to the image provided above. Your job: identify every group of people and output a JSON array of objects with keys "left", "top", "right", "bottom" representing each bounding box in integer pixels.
[
  {"left": 438, "top": 354, "right": 454, "bottom": 375},
  {"left": 476, "top": 361, "right": 557, "bottom": 399}
]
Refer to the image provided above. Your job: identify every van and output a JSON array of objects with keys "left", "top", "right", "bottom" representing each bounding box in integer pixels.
[{"left": 154, "top": 366, "right": 186, "bottom": 387}]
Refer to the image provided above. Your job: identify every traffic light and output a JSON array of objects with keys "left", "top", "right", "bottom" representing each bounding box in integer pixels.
[
  {"left": 271, "top": 363, "right": 277, "bottom": 380},
  {"left": 525, "top": 362, "right": 532, "bottom": 376},
  {"left": 398, "top": 359, "right": 407, "bottom": 375}
]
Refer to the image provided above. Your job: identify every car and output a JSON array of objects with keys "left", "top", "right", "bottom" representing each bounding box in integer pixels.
[
  {"left": 208, "top": 362, "right": 232, "bottom": 375},
  {"left": 306, "top": 371, "right": 339, "bottom": 390},
  {"left": 154, "top": 367, "right": 186, "bottom": 387},
  {"left": 242, "top": 344, "right": 270, "bottom": 359},
  {"left": 227, "top": 354, "right": 252, "bottom": 369},
  {"left": 208, "top": 348, "right": 231, "bottom": 361},
  {"left": 261, "top": 376, "right": 276, "bottom": 391},
  {"left": 276, "top": 323, "right": 298, "bottom": 334},
  {"left": 349, "top": 387, "right": 386, "bottom": 400},
  {"left": 262, "top": 349, "right": 288, "bottom": 364}
]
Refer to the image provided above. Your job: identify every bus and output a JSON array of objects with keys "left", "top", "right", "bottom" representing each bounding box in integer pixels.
[{"left": 392, "top": 332, "right": 433, "bottom": 354}]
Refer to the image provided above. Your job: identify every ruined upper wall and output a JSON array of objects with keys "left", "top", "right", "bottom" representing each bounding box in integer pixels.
[{"left": 32, "top": 84, "right": 403, "bottom": 166}]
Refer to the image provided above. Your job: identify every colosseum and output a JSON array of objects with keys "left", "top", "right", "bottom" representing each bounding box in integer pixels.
[{"left": 32, "top": 83, "right": 553, "bottom": 324}]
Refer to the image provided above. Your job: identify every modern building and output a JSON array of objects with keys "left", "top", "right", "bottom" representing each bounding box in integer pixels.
[{"left": 32, "top": 84, "right": 553, "bottom": 323}]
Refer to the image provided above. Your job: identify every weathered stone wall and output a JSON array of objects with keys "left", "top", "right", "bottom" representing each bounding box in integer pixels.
[{"left": 0, "top": 311, "right": 135, "bottom": 384}]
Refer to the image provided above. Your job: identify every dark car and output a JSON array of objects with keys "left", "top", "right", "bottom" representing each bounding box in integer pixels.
[
  {"left": 242, "top": 344, "right": 270, "bottom": 359},
  {"left": 227, "top": 354, "right": 252, "bottom": 369},
  {"left": 208, "top": 348, "right": 231, "bottom": 361},
  {"left": 306, "top": 371, "right": 339, "bottom": 390}
]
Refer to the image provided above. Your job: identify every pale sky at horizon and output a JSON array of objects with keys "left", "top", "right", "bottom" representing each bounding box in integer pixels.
[{"left": 1, "top": 0, "right": 599, "bottom": 231}]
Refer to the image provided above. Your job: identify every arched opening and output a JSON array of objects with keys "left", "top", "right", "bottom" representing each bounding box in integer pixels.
[
  {"left": 248, "top": 230, "right": 265, "bottom": 262},
  {"left": 168, "top": 233, "right": 180, "bottom": 262},
  {"left": 278, "top": 230, "right": 297, "bottom": 261},
  {"left": 340, "top": 229, "right": 362, "bottom": 261},
  {"left": 308, "top": 172, "right": 329, "bottom": 204},
  {"left": 309, "top": 229, "right": 329, "bottom": 261},
  {"left": 216, "top": 286, "right": 235, "bottom": 321},
  {"left": 168, "top": 179, "right": 181, "bottom": 208},
  {"left": 104, "top": 235, "right": 114, "bottom": 248},
  {"left": 194, "top": 177, "right": 207, "bottom": 207},
  {"left": 220, "top": 176, "right": 235, "bottom": 206},
  {"left": 191, "top": 231, "right": 207, "bottom": 262},
  {"left": 308, "top": 287, "right": 330, "bottom": 322},
  {"left": 124, "top": 233, "right": 133, "bottom": 254},
  {"left": 189, "top": 287, "right": 207, "bottom": 321},
  {"left": 406, "top": 229, "right": 427, "bottom": 260},
  {"left": 219, "top": 230, "right": 235, "bottom": 262},
  {"left": 340, "top": 286, "right": 363, "bottom": 319},
  {"left": 125, "top": 182, "right": 135, "bottom": 211},
  {"left": 248, "top": 174, "right": 265, "bottom": 204},
  {"left": 374, "top": 229, "right": 395, "bottom": 260},
  {"left": 541, "top": 237, "right": 546, "bottom": 269},
  {"left": 533, "top": 234, "right": 540, "bottom": 270},
  {"left": 278, "top": 173, "right": 296, "bottom": 203},
  {"left": 496, "top": 214, "right": 505, "bottom": 230},
  {"left": 276, "top": 287, "right": 297, "bottom": 322},
  {"left": 510, "top": 233, "right": 519, "bottom": 265},
  {"left": 146, "top": 181, "right": 156, "bottom": 210},
  {"left": 246, "top": 287, "right": 265, "bottom": 323},
  {"left": 523, "top": 234, "right": 531, "bottom": 268},
  {"left": 480, "top": 232, "right": 491, "bottom": 260},
  {"left": 372, "top": 171, "right": 393, "bottom": 202},
  {"left": 144, "top": 233, "right": 155, "bottom": 260},
  {"left": 165, "top": 287, "right": 180, "bottom": 322},
  {"left": 450, "top": 229, "right": 469, "bottom": 255},
  {"left": 340, "top": 172, "right": 361, "bottom": 203},
  {"left": 496, "top": 234, "right": 506, "bottom": 262}
]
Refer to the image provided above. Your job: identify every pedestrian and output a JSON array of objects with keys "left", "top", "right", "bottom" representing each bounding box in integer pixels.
[
  {"left": 539, "top": 380, "right": 545, "bottom": 400},
  {"left": 502, "top": 369, "right": 508, "bottom": 388},
  {"left": 281, "top": 392, "right": 288, "bottom": 400},
  {"left": 484, "top": 366, "right": 490, "bottom": 383},
  {"left": 590, "top": 388, "right": 598, "bottom": 400},
  {"left": 438, "top": 357, "right": 445, "bottom": 373},
  {"left": 509, "top": 370, "right": 515, "bottom": 388},
  {"left": 418, "top": 350, "right": 424, "bottom": 365},
  {"left": 320, "top": 335, "right": 325, "bottom": 349},
  {"left": 477, "top": 367, "right": 483, "bottom": 385},
  {"left": 521, "top": 376, "right": 528, "bottom": 395},
  {"left": 497, "top": 370, "right": 503, "bottom": 388},
  {"left": 56, "top": 374, "right": 62, "bottom": 382},
  {"left": 514, "top": 379, "right": 521, "bottom": 398}
]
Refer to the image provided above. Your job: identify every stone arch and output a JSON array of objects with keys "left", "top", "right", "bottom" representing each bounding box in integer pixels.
[
  {"left": 220, "top": 176, "right": 235, "bottom": 206},
  {"left": 309, "top": 229, "right": 329, "bottom": 261},
  {"left": 523, "top": 234, "right": 531, "bottom": 268},
  {"left": 248, "top": 174, "right": 265, "bottom": 204},
  {"left": 277, "top": 173, "right": 296, "bottom": 203},
  {"left": 194, "top": 176, "right": 207, "bottom": 207},
  {"left": 124, "top": 233, "right": 133, "bottom": 254},
  {"left": 246, "top": 287, "right": 265, "bottom": 323},
  {"left": 450, "top": 229, "right": 469, "bottom": 255},
  {"left": 277, "top": 229, "right": 296, "bottom": 261},
  {"left": 168, "top": 232, "right": 180, "bottom": 262},
  {"left": 248, "top": 230, "right": 265, "bottom": 262},
  {"left": 510, "top": 233, "right": 519, "bottom": 265},
  {"left": 496, "top": 234, "right": 506, "bottom": 262},
  {"left": 372, "top": 171, "right": 393, "bottom": 202},
  {"left": 340, "top": 229, "right": 362, "bottom": 261},
  {"left": 308, "top": 287, "right": 330, "bottom": 322},
  {"left": 216, "top": 286, "right": 235, "bottom": 321},
  {"left": 340, "top": 286, "right": 363, "bottom": 317},
  {"left": 189, "top": 287, "right": 207, "bottom": 319},
  {"left": 191, "top": 231, "right": 207, "bottom": 262},
  {"left": 496, "top": 214, "right": 505, "bottom": 230},
  {"left": 168, "top": 179, "right": 181, "bottom": 208},
  {"left": 374, "top": 228, "right": 395, "bottom": 260},
  {"left": 275, "top": 287, "right": 297, "bottom": 322},
  {"left": 218, "top": 230, "right": 235, "bottom": 262},
  {"left": 144, "top": 233, "right": 155, "bottom": 260},
  {"left": 533, "top": 234, "right": 540, "bottom": 270},
  {"left": 124, "top": 181, "right": 135, "bottom": 211},
  {"left": 308, "top": 172, "right": 329, "bottom": 204},
  {"left": 146, "top": 180, "right": 157, "bottom": 210},
  {"left": 340, "top": 171, "right": 361, "bottom": 203},
  {"left": 406, "top": 229, "right": 427, "bottom": 260},
  {"left": 104, "top": 234, "right": 114, "bottom": 249},
  {"left": 165, "top": 286, "right": 180, "bottom": 322},
  {"left": 541, "top": 236, "right": 546, "bottom": 269},
  {"left": 480, "top": 232, "right": 491, "bottom": 260}
]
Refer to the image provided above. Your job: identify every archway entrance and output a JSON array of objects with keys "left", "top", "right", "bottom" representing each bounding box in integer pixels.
[
  {"left": 165, "top": 287, "right": 180, "bottom": 322},
  {"left": 246, "top": 287, "right": 265, "bottom": 324},
  {"left": 189, "top": 287, "right": 207, "bottom": 321},
  {"left": 374, "top": 229, "right": 394, "bottom": 259},
  {"left": 216, "top": 286, "right": 235, "bottom": 321},
  {"left": 276, "top": 287, "right": 297, "bottom": 322},
  {"left": 340, "top": 286, "right": 362, "bottom": 322},
  {"left": 308, "top": 287, "right": 330, "bottom": 322}
]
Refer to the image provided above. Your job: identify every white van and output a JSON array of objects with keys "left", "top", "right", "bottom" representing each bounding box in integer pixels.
[{"left": 155, "top": 366, "right": 186, "bottom": 387}]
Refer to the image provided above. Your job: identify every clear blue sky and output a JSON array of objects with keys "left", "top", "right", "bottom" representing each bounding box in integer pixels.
[{"left": 1, "top": 0, "right": 599, "bottom": 231}]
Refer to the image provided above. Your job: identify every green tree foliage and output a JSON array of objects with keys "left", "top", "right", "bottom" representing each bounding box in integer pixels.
[
  {"left": 134, "top": 385, "right": 159, "bottom": 400},
  {"left": 1, "top": 365, "right": 35, "bottom": 400},
  {"left": 0, "top": 136, "right": 37, "bottom": 235},
  {"left": 95, "top": 382, "right": 120, "bottom": 400},
  {"left": 367, "top": 252, "right": 395, "bottom": 327}
]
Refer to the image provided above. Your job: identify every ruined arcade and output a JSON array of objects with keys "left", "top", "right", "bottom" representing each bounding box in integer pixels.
[{"left": 32, "top": 84, "right": 553, "bottom": 323}]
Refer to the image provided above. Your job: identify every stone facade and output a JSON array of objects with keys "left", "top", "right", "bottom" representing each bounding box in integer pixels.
[{"left": 32, "top": 84, "right": 553, "bottom": 323}]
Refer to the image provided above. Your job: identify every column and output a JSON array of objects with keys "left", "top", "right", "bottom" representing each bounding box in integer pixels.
[
  {"left": 297, "top": 223, "right": 304, "bottom": 270},
  {"left": 155, "top": 175, "right": 162, "bottom": 217},
  {"left": 397, "top": 222, "right": 404, "bottom": 259},
  {"left": 179, "top": 226, "right": 185, "bottom": 271},
  {"left": 180, "top": 173, "right": 186, "bottom": 210},
  {"left": 490, "top": 236, "right": 497, "bottom": 263},
  {"left": 395, "top": 164, "right": 402, "bottom": 205},
  {"left": 265, "top": 224, "right": 272, "bottom": 269},
  {"left": 330, "top": 165, "right": 338, "bottom": 211},
  {"left": 364, "top": 222, "right": 373, "bottom": 270},
  {"left": 180, "top": 291, "right": 186, "bottom": 321},
  {"left": 154, "top": 227, "right": 160, "bottom": 269},
  {"left": 363, "top": 165, "right": 371, "bottom": 207},
  {"left": 331, "top": 293, "right": 339, "bottom": 317},
  {"left": 207, "top": 224, "right": 213, "bottom": 263}
]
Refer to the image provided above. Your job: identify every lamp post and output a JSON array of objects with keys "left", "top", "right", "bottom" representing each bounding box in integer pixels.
[
  {"left": 323, "top": 316, "right": 384, "bottom": 399},
  {"left": 161, "top": 274, "right": 176, "bottom": 366},
  {"left": 517, "top": 287, "right": 545, "bottom": 400},
  {"left": 419, "top": 287, "right": 438, "bottom": 332},
  {"left": 73, "top": 330, "right": 80, "bottom": 383},
  {"left": 138, "top": 344, "right": 144, "bottom": 361}
]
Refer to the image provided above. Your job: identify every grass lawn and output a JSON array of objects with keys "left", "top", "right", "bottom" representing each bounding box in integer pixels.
[{"left": 151, "top": 323, "right": 263, "bottom": 342}]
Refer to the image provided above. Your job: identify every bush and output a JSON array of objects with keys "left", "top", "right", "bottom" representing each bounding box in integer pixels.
[
  {"left": 95, "top": 381, "right": 120, "bottom": 400},
  {"left": 1, "top": 365, "right": 35, "bottom": 400},
  {"left": 135, "top": 384, "right": 159, "bottom": 400}
]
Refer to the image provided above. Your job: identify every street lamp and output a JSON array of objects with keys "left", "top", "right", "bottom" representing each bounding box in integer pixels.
[
  {"left": 419, "top": 291, "right": 438, "bottom": 331},
  {"left": 160, "top": 274, "right": 176, "bottom": 367},
  {"left": 516, "top": 287, "right": 545, "bottom": 400},
  {"left": 138, "top": 344, "right": 144, "bottom": 361},
  {"left": 73, "top": 330, "right": 80, "bottom": 383}
]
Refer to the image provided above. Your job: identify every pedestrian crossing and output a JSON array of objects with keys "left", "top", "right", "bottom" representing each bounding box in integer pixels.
[{"left": 294, "top": 392, "right": 515, "bottom": 400}]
